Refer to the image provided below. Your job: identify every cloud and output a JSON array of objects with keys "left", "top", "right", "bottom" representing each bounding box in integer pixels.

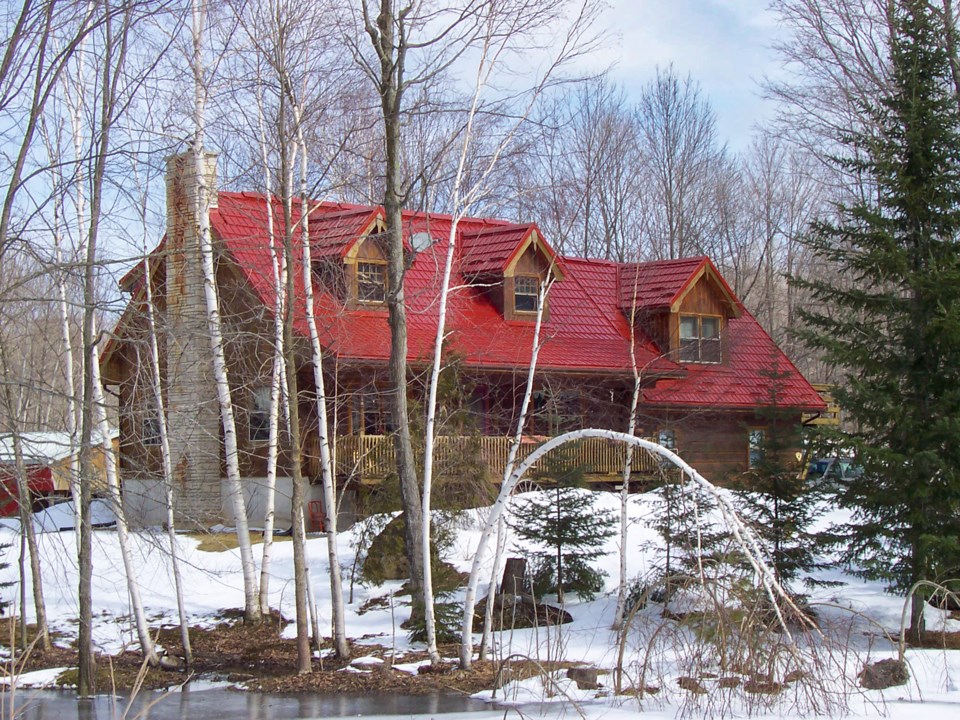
[{"left": 588, "top": 0, "right": 784, "bottom": 149}]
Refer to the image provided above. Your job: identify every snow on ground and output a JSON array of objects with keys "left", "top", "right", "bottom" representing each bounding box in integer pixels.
[
  {"left": 1, "top": 488, "right": 959, "bottom": 719},
  {"left": 0, "top": 666, "right": 71, "bottom": 688},
  {"left": 0, "top": 498, "right": 116, "bottom": 533}
]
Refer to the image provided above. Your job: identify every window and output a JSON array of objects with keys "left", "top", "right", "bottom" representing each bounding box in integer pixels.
[
  {"left": 679, "top": 315, "right": 722, "bottom": 363},
  {"left": 514, "top": 275, "right": 539, "bottom": 313},
  {"left": 249, "top": 386, "right": 272, "bottom": 442},
  {"left": 143, "top": 411, "right": 161, "bottom": 446},
  {"left": 357, "top": 261, "right": 387, "bottom": 303},
  {"left": 547, "top": 390, "right": 581, "bottom": 435},
  {"left": 351, "top": 390, "right": 388, "bottom": 436},
  {"left": 748, "top": 429, "right": 765, "bottom": 468},
  {"left": 657, "top": 429, "right": 677, "bottom": 451}
]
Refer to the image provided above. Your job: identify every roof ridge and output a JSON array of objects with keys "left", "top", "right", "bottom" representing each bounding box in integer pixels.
[{"left": 461, "top": 221, "right": 534, "bottom": 237}]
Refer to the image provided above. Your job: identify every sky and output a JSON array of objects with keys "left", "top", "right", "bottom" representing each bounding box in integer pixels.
[{"left": 594, "top": 0, "right": 785, "bottom": 150}]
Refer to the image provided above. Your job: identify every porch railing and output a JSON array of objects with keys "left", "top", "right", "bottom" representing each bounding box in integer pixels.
[{"left": 326, "top": 434, "right": 660, "bottom": 484}]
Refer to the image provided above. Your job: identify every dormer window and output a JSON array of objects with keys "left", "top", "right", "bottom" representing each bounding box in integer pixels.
[
  {"left": 357, "top": 261, "right": 387, "bottom": 303},
  {"left": 679, "top": 314, "right": 721, "bottom": 363},
  {"left": 514, "top": 275, "right": 539, "bottom": 313}
]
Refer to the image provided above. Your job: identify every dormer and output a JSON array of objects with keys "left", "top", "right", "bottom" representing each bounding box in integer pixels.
[
  {"left": 307, "top": 207, "right": 388, "bottom": 308},
  {"left": 619, "top": 257, "right": 741, "bottom": 364},
  {"left": 343, "top": 215, "right": 391, "bottom": 309},
  {"left": 460, "top": 223, "right": 564, "bottom": 321}
]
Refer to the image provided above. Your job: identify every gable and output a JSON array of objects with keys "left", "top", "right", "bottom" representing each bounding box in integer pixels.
[
  {"left": 461, "top": 223, "right": 564, "bottom": 280},
  {"left": 672, "top": 262, "right": 741, "bottom": 318}
]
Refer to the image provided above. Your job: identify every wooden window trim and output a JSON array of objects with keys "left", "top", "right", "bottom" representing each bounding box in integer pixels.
[
  {"left": 357, "top": 260, "right": 387, "bottom": 305},
  {"left": 678, "top": 313, "right": 723, "bottom": 364},
  {"left": 513, "top": 274, "right": 540, "bottom": 314}
]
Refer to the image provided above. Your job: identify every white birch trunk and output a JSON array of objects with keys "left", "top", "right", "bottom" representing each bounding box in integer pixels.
[
  {"left": 142, "top": 251, "right": 193, "bottom": 666},
  {"left": 460, "top": 279, "right": 551, "bottom": 669},
  {"left": 613, "top": 292, "right": 642, "bottom": 629},
  {"left": 89, "top": 321, "right": 158, "bottom": 665},
  {"left": 62, "top": 13, "right": 89, "bottom": 539},
  {"left": 295, "top": 117, "right": 349, "bottom": 658},
  {"left": 421, "top": 22, "right": 558, "bottom": 661},
  {"left": 477, "top": 515, "right": 506, "bottom": 660},
  {"left": 54, "top": 233, "right": 81, "bottom": 544},
  {"left": 256, "top": 84, "right": 288, "bottom": 616},
  {"left": 192, "top": 0, "right": 260, "bottom": 623},
  {"left": 419, "top": 179, "right": 467, "bottom": 666},
  {"left": 39, "top": 107, "right": 82, "bottom": 545}
]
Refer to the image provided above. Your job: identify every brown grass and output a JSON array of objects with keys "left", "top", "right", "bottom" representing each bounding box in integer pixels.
[{"left": 185, "top": 532, "right": 293, "bottom": 553}]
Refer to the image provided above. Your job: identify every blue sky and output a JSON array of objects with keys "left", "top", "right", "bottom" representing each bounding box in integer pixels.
[{"left": 593, "top": 0, "right": 783, "bottom": 150}]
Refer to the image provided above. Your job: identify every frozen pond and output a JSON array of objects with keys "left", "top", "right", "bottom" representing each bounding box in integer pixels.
[{"left": 4, "top": 686, "right": 495, "bottom": 719}]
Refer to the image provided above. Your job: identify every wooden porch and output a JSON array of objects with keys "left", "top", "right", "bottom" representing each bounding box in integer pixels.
[{"left": 306, "top": 434, "right": 662, "bottom": 485}]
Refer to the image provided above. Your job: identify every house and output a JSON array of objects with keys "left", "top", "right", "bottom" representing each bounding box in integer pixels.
[
  {"left": 0, "top": 430, "right": 118, "bottom": 516},
  {"left": 101, "top": 152, "right": 825, "bottom": 528}
]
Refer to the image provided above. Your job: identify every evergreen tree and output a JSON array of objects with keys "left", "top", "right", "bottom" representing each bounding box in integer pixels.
[
  {"left": 509, "top": 447, "right": 616, "bottom": 603},
  {"left": 735, "top": 363, "right": 827, "bottom": 588},
  {"left": 793, "top": 0, "right": 960, "bottom": 641},
  {"left": 646, "top": 470, "right": 727, "bottom": 604}
]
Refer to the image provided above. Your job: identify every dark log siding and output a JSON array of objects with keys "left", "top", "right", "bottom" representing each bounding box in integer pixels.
[{"left": 109, "top": 247, "right": 806, "bottom": 495}]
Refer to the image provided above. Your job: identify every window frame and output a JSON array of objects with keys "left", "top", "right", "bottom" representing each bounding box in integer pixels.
[
  {"left": 678, "top": 313, "right": 723, "bottom": 364},
  {"left": 356, "top": 260, "right": 387, "bottom": 304},
  {"left": 513, "top": 274, "right": 540, "bottom": 314},
  {"left": 748, "top": 428, "right": 766, "bottom": 468},
  {"left": 351, "top": 389, "right": 388, "bottom": 436},
  {"left": 142, "top": 410, "right": 162, "bottom": 447},
  {"left": 248, "top": 385, "right": 272, "bottom": 443},
  {"left": 657, "top": 428, "right": 677, "bottom": 452}
]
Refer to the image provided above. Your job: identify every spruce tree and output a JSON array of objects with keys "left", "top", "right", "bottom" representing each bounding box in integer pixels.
[
  {"left": 509, "top": 446, "right": 616, "bottom": 603},
  {"left": 735, "top": 363, "right": 826, "bottom": 588},
  {"left": 646, "top": 471, "right": 727, "bottom": 605},
  {"left": 793, "top": 0, "right": 960, "bottom": 641}
]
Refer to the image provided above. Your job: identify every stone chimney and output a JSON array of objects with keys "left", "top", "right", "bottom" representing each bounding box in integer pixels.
[{"left": 164, "top": 150, "right": 221, "bottom": 527}]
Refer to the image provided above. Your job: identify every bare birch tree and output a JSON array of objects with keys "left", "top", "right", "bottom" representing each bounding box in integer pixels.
[
  {"left": 253, "top": 79, "right": 288, "bottom": 617},
  {"left": 225, "top": 0, "right": 359, "bottom": 665},
  {"left": 0, "top": 339, "right": 50, "bottom": 650},
  {"left": 460, "top": 277, "right": 552, "bottom": 669},
  {"left": 75, "top": 0, "right": 150, "bottom": 692},
  {"left": 139, "top": 248, "right": 193, "bottom": 667},
  {"left": 186, "top": 0, "right": 261, "bottom": 624},
  {"left": 351, "top": 0, "right": 602, "bottom": 637},
  {"left": 416, "top": 0, "right": 601, "bottom": 663}
]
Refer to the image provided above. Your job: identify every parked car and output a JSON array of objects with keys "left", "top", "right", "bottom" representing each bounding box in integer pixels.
[{"left": 806, "top": 456, "right": 862, "bottom": 486}]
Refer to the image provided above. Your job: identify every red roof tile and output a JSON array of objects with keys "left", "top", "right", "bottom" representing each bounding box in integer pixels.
[
  {"left": 196, "top": 192, "right": 823, "bottom": 411},
  {"left": 460, "top": 223, "right": 538, "bottom": 276},
  {"left": 618, "top": 257, "right": 707, "bottom": 309}
]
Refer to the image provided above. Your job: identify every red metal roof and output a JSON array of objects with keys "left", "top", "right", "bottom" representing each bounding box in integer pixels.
[
  {"left": 642, "top": 308, "right": 825, "bottom": 410},
  {"left": 459, "top": 223, "right": 563, "bottom": 277},
  {"left": 618, "top": 257, "right": 708, "bottom": 309},
  {"left": 199, "top": 192, "right": 823, "bottom": 411}
]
